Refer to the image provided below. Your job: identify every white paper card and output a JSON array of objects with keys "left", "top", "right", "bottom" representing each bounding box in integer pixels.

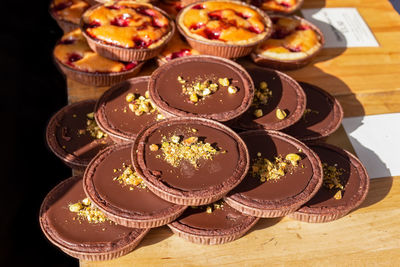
[
  {"left": 342, "top": 113, "right": 400, "bottom": 179},
  {"left": 302, "top": 8, "right": 379, "bottom": 48}
]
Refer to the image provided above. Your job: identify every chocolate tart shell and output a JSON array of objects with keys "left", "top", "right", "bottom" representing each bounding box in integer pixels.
[
  {"left": 53, "top": 54, "right": 144, "bottom": 87},
  {"left": 83, "top": 143, "right": 187, "bottom": 228},
  {"left": 168, "top": 202, "right": 259, "bottom": 245},
  {"left": 149, "top": 55, "right": 255, "bottom": 122},
  {"left": 289, "top": 143, "right": 370, "bottom": 223},
  {"left": 80, "top": 4, "right": 176, "bottom": 61},
  {"left": 224, "top": 130, "right": 323, "bottom": 217},
  {"left": 132, "top": 117, "right": 250, "bottom": 206},
  {"left": 233, "top": 67, "right": 306, "bottom": 131},
  {"left": 39, "top": 176, "right": 149, "bottom": 261},
  {"left": 251, "top": 15, "right": 324, "bottom": 70},
  {"left": 283, "top": 82, "right": 344, "bottom": 142},
  {"left": 176, "top": 1, "right": 273, "bottom": 59},
  {"left": 46, "top": 100, "right": 111, "bottom": 171},
  {"left": 94, "top": 76, "right": 156, "bottom": 143}
]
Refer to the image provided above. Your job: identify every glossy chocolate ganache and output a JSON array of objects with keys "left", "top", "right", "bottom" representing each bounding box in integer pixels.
[
  {"left": 225, "top": 130, "right": 322, "bottom": 217},
  {"left": 46, "top": 100, "right": 111, "bottom": 169},
  {"left": 293, "top": 143, "right": 369, "bottom": 219},
  {"left": 234, "top": 67, "right": 305, "bottom": 130},
  {"left": 168, "top": 200, "right": 259, "bottom": 245},
  {"left": 149, "top": 56, "right": 254, "bottom": 122},
  {"left": 95, "top": 76, "right": 161, "bottom": 143},
  {"left": 83, "top": 143, "right": 186, "bottom": 228},
  {"left": 283, "top": 82, "right": 343, "bottom": 141},
  {"left": 133, "top": 117, "right": 249, "bottom": 205},
  {"left": 39, "top": 176, "right": 148, "bottom": 258}
]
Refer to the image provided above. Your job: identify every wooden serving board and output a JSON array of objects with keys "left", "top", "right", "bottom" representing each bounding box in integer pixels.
[{"left": 62, "top": 0, "right": 400, "bottom": 265}]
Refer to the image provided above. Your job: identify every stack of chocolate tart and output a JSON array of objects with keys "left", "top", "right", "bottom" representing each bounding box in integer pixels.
[{"left": 41, "top": 0, "right": 369, "bottom": 261}]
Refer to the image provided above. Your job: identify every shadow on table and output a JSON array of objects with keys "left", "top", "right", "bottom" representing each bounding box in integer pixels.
[
  {"left": 247, "top": 217, "right": 283, "bottom": 235},
  {"left": 389, "top": 0, "right": 400, "bottom": 15},
  {"left": 286, "top": 66, "right": 392, "bottom": 210},
  {"left": 358, "top": 177, "right": 393, "bottom": 209},
  {"left": 136, "top": 225, "right": 173, "bottom": 249}
]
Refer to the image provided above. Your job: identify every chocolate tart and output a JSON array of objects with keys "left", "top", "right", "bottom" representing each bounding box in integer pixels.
[
  {"left": 224, "top": 130, "right": 323, "bottom": 217},
  {"left": 233, "top": 67, "right": 306, "bottom": 131},
  {"left": 54, "top": 29, "right": 144, "bottom": 87},
  {"left": 251, "top": 15, "right": 324, "bottom": 70},
  {"left": 95, "top": 76, "right": 161, "bottom": 143},
  {"left": 176, "top": 0, "right": 272, "bottom": 58},
  {"left": 50, "top": 0, "right": 90, "bottom": 33},
  {"left": 247, "top": 0, "right": 303, "bottom": 15},
  {"left": 157, "top": 32, "right": 200, "bottom": 66},
  {"left": 149, "top": 55, "right": 254, "bottom": 122},
  {"left": 39, "top": 176, "right": 149, "bottom": 261},
  {"left": 132, "top": 117, "right": 250, "bottom": 206},
  {"left": 168, "top": 200, "right": 259, "bottom": 245},
  {"left": 83, "top": 143, "right": 187, "bottom": 228},
  {"left": 283, "top": 82, "right": 343, "bottom": 141},
  {"left": 80, "top": 1, "right": 175, "bottom": 61},
  {"left": 289, "top": 143, "right": 370, "bottom": 223},
  {"left": 46, "top": 100, "right": 112, "bottom": 171}
]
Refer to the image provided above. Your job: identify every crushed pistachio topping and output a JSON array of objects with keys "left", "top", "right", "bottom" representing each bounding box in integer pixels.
[
  {"left": 192, "top": 200, "right": 225, "bottom": 214},
  {"left": 69, "top": 198, "right": 108, "bottom": 224},
  {"left": 228, "top": 85, "right": 238, "bottom": 94},
  {"left": 276, "top": 108, "right": 287, "bottom": 120},
  {"left": 322, "top": 163, "right": 345, "bottom": 200},
  {"left": 86, "top": 112, "right": 107, "bottom": 139},
  {"left": 125, "top": 91, "right": 158, "bottom": 117},
  {"left": 253, "top": 81, "right": 272, "bottom": 108},
  {"left": 160, "top": 135, "right": 219, "bottom": 168},
  {"left": 149, "top": 144, "right": 159, "bottom": 151},
  {"left": 178, "top": 75, "right": 220, "bottom": 103},
  {"left": 254, "top": 108, "right": 263, "bottom": 118},
  {"left": 302, "top": 108, "right": 319, "bottom": 122},
  {"left": 251, "top": 153, "right": 301, "bottom": 182},
  {"left": 218, "top": 78, "right": 230, "bottom": 87},
  {"left": 113, "top": 163, "right": 146, "bottom": 189}
]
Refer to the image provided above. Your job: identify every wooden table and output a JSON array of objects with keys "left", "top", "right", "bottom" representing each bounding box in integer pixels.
[{"left": 66, "top": 0, "right": 400, "bottom": 265}]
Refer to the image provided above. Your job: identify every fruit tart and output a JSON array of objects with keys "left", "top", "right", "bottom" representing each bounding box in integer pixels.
[
  {"left": 157, "top": 32, "right": 200, "bottom": 65},
  {"left": 252, "top": 15, "right": 324, "bottom": 70},
  {"left": 54, "top": 29, "right": 144, "bottom": 86},
  {"left": 176, "top": 0, "right": 272, "bottom": 58},
  {"left": 81, "top": 1, "right": 175, "bottom": 61},
  {"left": 248, "top": 0, "right": 303, "bottom": 14},
  {"left": 50, "top": 0, "right": 91, "bottom": 32}
]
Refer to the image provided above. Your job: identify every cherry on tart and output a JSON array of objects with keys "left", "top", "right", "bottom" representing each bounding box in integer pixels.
[
  {"left": 168, "top": 200, "right": 259, "bottom": 245},
  {"left": 157, "top": 32, "right": 200, "bottom": 65},
  {"left": 94, "top": 76, "right": 165, "bottom": 143},
  {"left": 224, "top": 130, "right": 323, "bottom": 217},
  {"left": 252, "top": 15, "right": 324, "bottom": 70},
  {"left": 54, "top": 29, "right": 144, "bottom": 86},
  {"left": 289, "top": 143, "right": 369, "bottom": 223},
  {"left": 233, "top": 67, "right": 306, "bottom": 131},
  {"left": 81, "top": 1, "right": 175, "bottom": 61},
  {"left": 50, "top": 0, "right": 90, "bottom": 32},
  {"left": 132, "top": 117, "right": 250, "bottom": 206},
  {"left": 83, "top": 143, "right": 187, "bottom": 228},
  {"left": 39, "top": 176, "right": 149, "bottom": 261},
  {"left": 283, "top": 82, "right": 344, "bottom": 142},
  {"left": 176, "top": 0, "right": 272, "bottom": 58},
  {"left": 46, "top": 100, "right": 113, "bottom": 171},
  {"left": 149, "top": 55, "right": 254, "bottom": 122},
  {"left": 248, "top": 0, "right": 303, "bottom": 14}
]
